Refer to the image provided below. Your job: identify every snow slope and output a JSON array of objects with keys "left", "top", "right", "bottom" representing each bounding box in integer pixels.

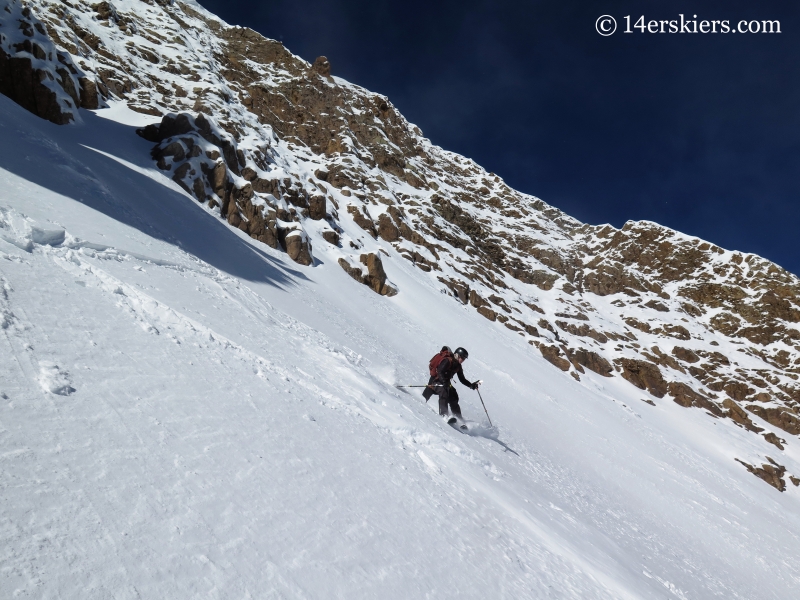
[{"left": 1, "top": 95, "right": 800, "bottom": 599}]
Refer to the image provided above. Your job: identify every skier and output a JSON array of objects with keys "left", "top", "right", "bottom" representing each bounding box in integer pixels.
[{"left": 423, "top": 346, "right": 481, "bottom": 425}]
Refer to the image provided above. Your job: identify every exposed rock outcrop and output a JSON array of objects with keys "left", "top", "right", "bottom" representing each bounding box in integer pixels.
[
  {"left": 616, "top": 359, "right": 667, "bottom": 398},
  {"left": 567, "top": 348, "right": 613, "bottom": 377},
  {"left": 539, "top": 345, "right": 571, "bottom": 372},
  {"left": 0, "top": 0, "right": 100, "bottom": 124},
  {"left": 339, "top": 253, "right": 397, "bottom": 297},
  {"left": 735, "top": 457, "right": 787, "bottom": 492}
]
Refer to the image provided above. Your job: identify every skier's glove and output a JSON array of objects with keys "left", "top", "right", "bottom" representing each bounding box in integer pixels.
[{"left": 472, "top": 380, "right": 482, "bottom": 390}]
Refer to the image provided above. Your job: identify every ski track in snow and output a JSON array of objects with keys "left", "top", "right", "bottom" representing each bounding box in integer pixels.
[
  {"left": 1, "top": 94, "right": 800, "bottom": 598},
  {"left": 0, "top": 235, "right": 617, "bottom": 599}
]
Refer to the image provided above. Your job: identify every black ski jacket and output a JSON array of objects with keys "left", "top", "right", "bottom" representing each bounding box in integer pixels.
[{"left": 435, "top": 356, "right": 474, "bottom": 389}]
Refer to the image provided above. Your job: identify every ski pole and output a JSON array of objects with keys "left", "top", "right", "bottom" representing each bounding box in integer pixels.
[
  {"left": 396, "top": 384, "right": 436, "bottom": 403},
  {"left": 476, "top": 387, "right": 493, "bottom": 426}
]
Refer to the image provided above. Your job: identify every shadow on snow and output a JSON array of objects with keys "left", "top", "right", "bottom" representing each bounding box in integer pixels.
[{"left": 0, "top": 97, "right": 308, "bottom": 289}]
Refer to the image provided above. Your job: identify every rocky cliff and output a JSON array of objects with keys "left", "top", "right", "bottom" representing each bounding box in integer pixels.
[{"left": 3, "top": 0, "right": 800, "bottom": 491}]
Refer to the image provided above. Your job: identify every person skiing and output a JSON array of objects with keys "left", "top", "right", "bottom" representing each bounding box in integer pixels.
[{"left": 423, "top": 346, "right": 480, "bottom": 424}]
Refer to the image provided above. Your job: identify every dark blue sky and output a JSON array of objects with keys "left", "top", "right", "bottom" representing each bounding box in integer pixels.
[{"left": 197, "top": 0, "right": 800, "bottom": 275}]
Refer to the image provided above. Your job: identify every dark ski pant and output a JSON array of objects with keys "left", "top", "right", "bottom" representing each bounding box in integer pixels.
[{"left": 422, "top": 377, "right": 462, "bottom": 418}]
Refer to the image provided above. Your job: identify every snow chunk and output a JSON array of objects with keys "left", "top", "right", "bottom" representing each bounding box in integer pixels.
[{"left": 38, "top": 361, "right": 76, "bottom": 396}]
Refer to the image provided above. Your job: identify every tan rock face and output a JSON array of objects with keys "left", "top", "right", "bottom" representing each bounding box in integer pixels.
[
  {"left": 672, "top": 347, "right": 700, "bottom": 363},
  {"left": 347, "top": 205, "right": 377, "bottom": 238},
  {"left": 218, "top": 27, "right": 416, "bottom": 171},
  {"left": 723, "top": 381, "right": 753, "bottom": 402},
  {"left": 0, "top": 48, "right": 69, "bottom": 124},
  {"left": 567, "top": 348, "right": 613, "bottom": 376},
  {"left": 438, "top": 277, "right": 470, "bottom": 304},
  {"left": 477, "top": 305, "right": 497, "bottom": 322},
  {"left": 308, "top": 195, "right": 327, "bottom": 220},
  {"left": 722, "top": 399, "right": 763, "bottom": 432},
  {"left": 617, "top": 359, "right": 667, "bottom": 398},
  {"left": 646, "top": 347, "right": 685, "bottom": 373},
  {"left": 540, "top": 345, "right": 571, "bottom": 371},
  {"left": 556, "top": 320, "right": 608, "bottom": 344},
  {"left": 141, "top": 111, "right": 328, "bottom": 265},
  {"left": 736, "top": 458, "right": 787, "bottom": 492},
  {"left": 377, "top": 213, "right": 400, "bottom": 242},
  {"left": 321, "top": 229, "right": 340, "bottom": 245},
  {"left": 311, "top": 56, "right": 331, "bottom": 77},
  {"left": 710, "top": 313, "right": 741, "bottom": 336},
  {"left": 360, "top": 253, "right": 397, "bottom": 296},
  {"left": 763, "top": 432, "right": 785, "bottom": 450},
  {"left": 746, "top": 405, "right": 800, "bottom": 436},
  {"left": 0, "top": 2, "right": 99, "bottom": 124},
  {"left": 339, "top": 253, "right": 397, "bottom": 296},
  {"left": 282, "top": 231, "right": 313, "bottom": 266},
  {"left": 338, "top": 257, "right": 365, "bottom": 284},
  {"left": 668, "top": 382, "right": 723, "bottom": 416}
]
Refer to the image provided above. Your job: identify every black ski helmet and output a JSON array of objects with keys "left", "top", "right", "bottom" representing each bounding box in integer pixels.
[{"left": 454, "top": 347, "right": 469, "bottom": 360}]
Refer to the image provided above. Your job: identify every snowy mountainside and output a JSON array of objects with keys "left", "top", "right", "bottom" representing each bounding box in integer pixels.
[
  {"left": 3, "top": 88, "right": 800, "bottom": 600},
  {"left": 1, "top": 0, "right": 800, "bottom": 597},
  {"left": 5, "top": 0, "right": 800, "bottom": 486}
]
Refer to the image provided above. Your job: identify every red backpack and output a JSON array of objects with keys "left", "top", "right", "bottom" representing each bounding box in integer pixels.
[{"left": 429, "top": 347, "right": 453, "bottom": 377}]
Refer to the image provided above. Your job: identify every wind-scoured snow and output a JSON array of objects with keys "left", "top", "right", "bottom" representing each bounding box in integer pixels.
[{"left": 1, "top": 93, "right": 799, "bottom": 600}]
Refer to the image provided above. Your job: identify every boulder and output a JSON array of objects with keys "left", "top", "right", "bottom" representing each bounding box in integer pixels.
[
  {"left": 672, "top": 346, "right": 700, "bottom": 363},
  {"left": 763, "top": 432, "right": 785, "bottom": 451},
  {"left": 338, "top": 253, "right": 397, "bottom": 296},
  {"left": 556, "top": 320, "right": 608, "bottom": 344},
  {"left": 540, "top": 345, "right": 571, "bottom": 371},
  {"left": 723, "top": 381, "right": 753, "bottom": 402},
  {"left": 377, "top": 213, "right": 400, "bottom": 242},
  {"left": 617, "top": 358, "right": 667, "bottom": 398},
  {"left": 208, "top": 162, "right": 227, "bottom": 197},
  {"left": 745, "top": 405, "right": 800, "bottom": 436},
  {"left": 568, "top": 348, "right": 613, "bottom": 377},
  {"left": 321, "top": 229, "right": 340, "bottom": 245},
  {"left": 647, "top": 347, "right": 685, "bottom": 373},
  {"left": 524, "top": 324, "right": 539, "bottom": 337},
  {"left": 735, "top": 458, "right": 787, "bottom": 492},
  {"left": 359, "top": 252, "right": 397, "bottom": 296},
  {"left": 308, "top": 195, "right": 326, "bottom": 220},
  {"left": 469, "top": 290, "right": 486, "bottom": 308},
  {"left": 285, "top": 231, "right": 313, "bottom": 265},
  {"left": 722, "top": 399, "right": 763, "bottom": 432},
  {"left": 660, "top": 324, "right": 691, "bottom": 340},
  {"left": 257, "top": 227, "right": 279, "bottom": 249},
  {"left": 645, "top": 299, "right": 670, "bottom": 312},
  {"left": 338, "top": 257, "right": 365, "bottom": 284},
  {"left": 668, "top": 382, "right": 723, "bottom": 416},
  {"left": 477, "top": 305, "right": 497, "bottom": 322},
  {"left": 277, "top": 225, "right": 313, "bottom": 265},
  {"left": 438, "top": 277, "right": 470, "bottom": 305},
  {"left": 347, "top": 205, "right": 377, "bottom": 238}
]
